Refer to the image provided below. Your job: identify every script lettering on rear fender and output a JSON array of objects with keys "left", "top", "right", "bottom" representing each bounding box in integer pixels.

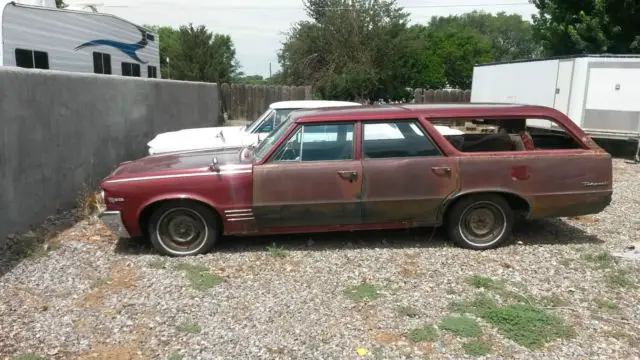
[{"left": 582, "top": 181, "right": 608, "bottom": 187}]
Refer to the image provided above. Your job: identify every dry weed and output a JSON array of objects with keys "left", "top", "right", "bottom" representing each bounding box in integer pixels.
[
  {"left": 82, "top": 261, "right": 138, "bottom": 309},
  {"left": 77, "top": 185, "right": 102, "bottom": 221}
]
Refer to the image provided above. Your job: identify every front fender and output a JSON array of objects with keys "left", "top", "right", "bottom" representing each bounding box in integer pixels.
[{"left": 135, "top": 193, "right": 221, "bottom": 220}]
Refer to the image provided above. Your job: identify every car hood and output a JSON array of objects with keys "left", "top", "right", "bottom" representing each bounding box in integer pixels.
[
  {"left": 147, "top": 126, "right": 253, "bottom": 154},
  {"left": 111, "top": 147, "right": 247, "bottom": 177}
]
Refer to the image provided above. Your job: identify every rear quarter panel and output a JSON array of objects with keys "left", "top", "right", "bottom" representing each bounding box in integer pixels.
[{"left": 456, "top": 151, "right": 613, "bottom": 218}]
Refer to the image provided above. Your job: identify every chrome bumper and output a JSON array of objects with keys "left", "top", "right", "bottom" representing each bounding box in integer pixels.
[{"left": 98, "top": 210, "right": 130, "bottom": 238}]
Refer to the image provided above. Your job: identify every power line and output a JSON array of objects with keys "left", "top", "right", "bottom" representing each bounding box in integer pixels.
[{"left": 97, "top": 2, "right": 533, "bottom": 10}]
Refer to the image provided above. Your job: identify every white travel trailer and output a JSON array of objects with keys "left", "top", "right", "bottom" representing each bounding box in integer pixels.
[
  {"left": 470, "top": 55, "right": 640, "bottom": 145},
  {"left": 0, "top": 0, "right": 160, "bottom": 77}
]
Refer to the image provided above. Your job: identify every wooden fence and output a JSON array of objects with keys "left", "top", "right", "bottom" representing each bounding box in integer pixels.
[
  {"left": 220, "top": 84, "right": 312, "bottom": 121},
  {"left": 412, "top": 89, "right": 471, "bottom": 103}
]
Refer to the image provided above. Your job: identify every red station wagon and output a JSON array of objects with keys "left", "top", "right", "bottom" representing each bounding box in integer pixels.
[{"left": 98, "top": 104, "right": 613, "bottom": 257}]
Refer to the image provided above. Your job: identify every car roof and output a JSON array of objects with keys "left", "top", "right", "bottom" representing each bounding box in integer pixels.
[
  {"left": 269, "top": 100, "right": 362, "bottom": 109},
  {"left": 289, "top": 103, "right": 565, "bottom": 122}
]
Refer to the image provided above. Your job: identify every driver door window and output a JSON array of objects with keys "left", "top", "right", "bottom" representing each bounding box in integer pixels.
[
  {"left": 273, "top": 127, "right": 303, "bottom": 161},
  {"left": 272, "top": 123, "right": 355, "bottom": 162}
]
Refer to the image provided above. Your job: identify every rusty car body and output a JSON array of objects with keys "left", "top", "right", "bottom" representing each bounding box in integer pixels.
[{"left": 98, "top": 103, "right": 613, "bottom": 256}]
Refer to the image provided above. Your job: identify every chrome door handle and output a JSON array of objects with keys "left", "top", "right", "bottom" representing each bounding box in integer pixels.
[
  {"left": 431, "top": 166, "right": 451, "bottom": 177},
  {"left": 337, "top": 170, "right": 358, "bottom": 182}
]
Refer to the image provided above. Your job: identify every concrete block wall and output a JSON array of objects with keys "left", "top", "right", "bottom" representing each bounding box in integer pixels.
[{"left": 0, "top": 68, "right": 220, "bottom": 241}]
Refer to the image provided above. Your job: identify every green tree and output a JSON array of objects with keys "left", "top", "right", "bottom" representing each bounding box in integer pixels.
[
  {"left": 427, "top": 11, "right": 541, "bottom": 61},
  {"left": 147, "top": 24, "right": 240, "bottom": 83},
  {"left": 235, "top": 75, "right": 268, "bottom": 85},
  {"left": 278, "top": 0, "right": 418, "bottom": 102},
  {"left": 55, "top": 0, "right": 66, "bottom": 8},
  {"left": 208, "top": 32, "right": 241, "bottom": 83},
  {"left": 266, "top": 71, "right": 286, "bottom": 85},
  {"left": 409, "top": 11, "right": 538, "bottom": 88},
  {"left": 531, "top": 0, "right": 640, "bottom": 55},
  {"left": 423, "top": 26, "right": 494, "bottom": 88},
  {"left": 392, "top": 25, "right": 447, "bottom": 89},
  {"left": 278, "top": 2, "right": 542, "bottom": 97}
]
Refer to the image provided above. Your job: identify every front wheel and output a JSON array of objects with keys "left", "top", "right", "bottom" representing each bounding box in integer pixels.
[
  {"left": 446, "top": 194, "right": 514, "bottom": 250},
  {"left": 148, "top": 201, "right": 219, "bottom": 257}
]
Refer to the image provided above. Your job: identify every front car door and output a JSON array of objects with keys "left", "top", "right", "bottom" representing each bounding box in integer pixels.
[
  {"left": 360, "top": 118, "right": 459, "bottom": 225},
  {"left": 252, "top": 121, "right": 363, "bottom": 229}
]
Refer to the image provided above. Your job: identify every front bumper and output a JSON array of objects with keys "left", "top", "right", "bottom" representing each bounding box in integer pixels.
[{"left": 98, "top": 210, "right": 130, "bottom": 238}]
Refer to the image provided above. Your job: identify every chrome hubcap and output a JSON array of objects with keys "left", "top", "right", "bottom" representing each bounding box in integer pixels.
[
  {"left": 156, "top": 207, "right": 209, "bottom": 254},
  {"left": 168, "top": 215, "right": 198, "bottom": 243},
  {"left": 468, "top": 208, "right": 496, "bottom": 236},
  {"left": 459, "top": 201, "right": 506, "bottom": 246}
]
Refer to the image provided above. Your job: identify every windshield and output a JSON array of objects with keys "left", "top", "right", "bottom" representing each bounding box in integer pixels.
[
  {"left": 253, "top": 114, "right": 297, "bottom": 162},
  {"left": 245, "top": 108, "right": 274, "bottom": 133},
  {"left": 246, "top": 108, "right": 298, "bottom": 135},
  {"left": 274, "top": 109, "right": 296, "bottom": 126}
]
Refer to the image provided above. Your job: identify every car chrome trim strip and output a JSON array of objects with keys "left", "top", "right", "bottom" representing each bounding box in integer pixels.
[
  {"left": 224, "top": 209, "right": 254, "bottom": 222},
  {"left": 227, "top": 217, "right": 255, "bottom": 221},
  {"left": 104, "top": 169, "right": 252, "bottom": 183}
]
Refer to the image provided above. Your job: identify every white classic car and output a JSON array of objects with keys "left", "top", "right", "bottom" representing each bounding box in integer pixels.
[
  {"left": 146, "top": 100, "right": 465, "bottom": 155},
  {"left": 147, "top": 100, "right": 362, "bottom": 155}
]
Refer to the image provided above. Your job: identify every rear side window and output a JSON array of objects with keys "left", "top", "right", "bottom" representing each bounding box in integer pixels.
[
  {"left": 15, "top": 49, "right": 49, "bottom": 69},
  {"left": 93, "top": 52, "right": 112, "bottom": 74},
  {"left": 15, "top": 49, "right": 33, "bottom": 68},
  {"left": 132, "top": 63, "right": 141, "bottom": 77},
  {"left": 122, "top": 62, "right": 141, "bottom": 77},
  {"left": 430, "top": 117, "right": 584, "bottom": 152},
  {"left": 148, "top": 65, "right": 157, "bottom": 78},
  {"left": 362, "top": 120, "right": 441, "bottom": 159},
  {"left": 33, "top": 51, "right": 49, "bottom": 69}
]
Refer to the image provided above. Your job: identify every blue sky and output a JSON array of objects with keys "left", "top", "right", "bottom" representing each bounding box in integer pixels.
[{"left": 75, "top": 0, "right": 537, "bottom": 77}]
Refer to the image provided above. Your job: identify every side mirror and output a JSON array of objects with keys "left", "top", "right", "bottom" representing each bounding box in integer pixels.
[{"left": 209, "top": 156, "right": 219, "bottom": 172}]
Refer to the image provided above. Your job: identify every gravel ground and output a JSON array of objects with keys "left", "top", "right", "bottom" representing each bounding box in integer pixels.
[{"left": 1, "top": 159, "right": 639, "bottom": 360}]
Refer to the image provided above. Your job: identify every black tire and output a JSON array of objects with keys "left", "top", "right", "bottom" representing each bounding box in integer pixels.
[
  {"left": 147, "top": 201, "right": 219, "bottom": 257},
  {"left": 446, "top": 194, "right": 514, "bottom": 250}
]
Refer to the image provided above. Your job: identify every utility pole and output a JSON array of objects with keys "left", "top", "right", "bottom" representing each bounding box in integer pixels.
[{"left": 269, "top": 62, "right": 272, "bottom": 79}]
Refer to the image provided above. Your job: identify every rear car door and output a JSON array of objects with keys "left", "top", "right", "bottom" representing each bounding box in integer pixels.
[
  {"left": 359, "top": 119, "right": 459, "bottom": 225},
  {"left": 252, "top": 121, "right": 363, "bottom": 228}
]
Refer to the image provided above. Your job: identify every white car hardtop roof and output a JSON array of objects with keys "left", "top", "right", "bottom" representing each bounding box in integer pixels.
[{"left": 269, "top": 100, "right": 361, "bottom": 110}]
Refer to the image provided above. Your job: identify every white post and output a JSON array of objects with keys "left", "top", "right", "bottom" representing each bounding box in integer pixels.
[
  {"left": 166, "top": 56, "right": 171, "bottom": 79},
  {"left": 634, "top": 114, "right": 640, "bottom": 163}
]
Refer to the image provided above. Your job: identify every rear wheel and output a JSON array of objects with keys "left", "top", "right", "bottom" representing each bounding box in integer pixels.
[
  {"left": 446, "top": 194, "right": 514, "bottom": 250},
  {"left": 148, "top": 201, "right": 219, "bottom": 257}
]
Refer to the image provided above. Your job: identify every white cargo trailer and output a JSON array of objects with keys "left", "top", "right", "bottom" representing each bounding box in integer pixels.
[
  {"left": 0, "top": 0, "right": 160, "bottom": 77},
  {"left": 470, "top": 55, "right": 640, "bottom": 148}
]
